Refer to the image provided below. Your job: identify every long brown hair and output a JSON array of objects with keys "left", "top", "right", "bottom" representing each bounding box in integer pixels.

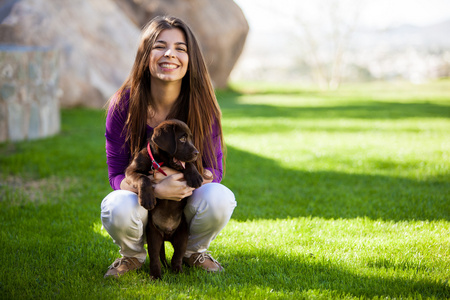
[{"left": 108, "top": 16, "right": 225, "bottom": 178}]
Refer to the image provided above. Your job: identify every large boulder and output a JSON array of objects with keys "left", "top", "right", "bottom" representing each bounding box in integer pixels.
[
  {"left": 0, "top": 0, "right": 248, "bottom": 108},
  {"left": 112, "top": 0, "right": 249, "bottom": 89},
  {"left": 0, "top": 0, "right": 140, "bottom": 108}
]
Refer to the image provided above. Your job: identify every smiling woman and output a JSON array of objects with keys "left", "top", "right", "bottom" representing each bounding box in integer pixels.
[{"left": 101, "top": 16, "right": 236, "bottom": 279}]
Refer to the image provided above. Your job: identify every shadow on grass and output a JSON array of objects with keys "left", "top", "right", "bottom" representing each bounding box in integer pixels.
[
  {"left": 223, "top": 146, "right": 450, "bottom": 222},
  {"left": 218, "top": 89, "right": 450, "bottom": 120},
  {"left": 222, "top": 100, "right": 450, "bottom": 120}
]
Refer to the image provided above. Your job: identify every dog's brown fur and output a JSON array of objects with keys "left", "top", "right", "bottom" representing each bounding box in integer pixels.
[{"left": 125, "top": 119, "right": 203, "bottom": 279}]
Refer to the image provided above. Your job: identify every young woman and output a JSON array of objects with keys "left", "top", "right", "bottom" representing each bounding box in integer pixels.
[{"left": 101, "top": 16, "right": 236, "bottom": 278}]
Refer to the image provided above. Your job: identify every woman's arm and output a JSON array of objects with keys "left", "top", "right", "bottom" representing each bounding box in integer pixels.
[
  {"left": 203, "top": 120, "right": 224, "bottom": 183},
  {"left": 105, "top": 92, "right": 132, "bottom": 190}
]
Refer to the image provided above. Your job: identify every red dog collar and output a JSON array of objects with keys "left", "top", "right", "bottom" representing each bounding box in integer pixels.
[{"left": 147, "top": 142, "right": 167, "bottom": 176}]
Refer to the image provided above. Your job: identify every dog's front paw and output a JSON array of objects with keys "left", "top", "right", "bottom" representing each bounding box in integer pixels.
[
  {"left": 139, "top": 186, "right": 156, "bottom": 210},
  {"left": 185, "top": 171, "right": 203, "bottom": 188}
]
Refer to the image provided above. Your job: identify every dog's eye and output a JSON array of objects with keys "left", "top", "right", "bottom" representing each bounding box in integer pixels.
[{"left": 179, "top": 136, "right": 187, "bottom": 143}]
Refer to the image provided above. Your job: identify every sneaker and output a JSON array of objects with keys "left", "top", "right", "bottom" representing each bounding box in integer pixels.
[
  {"left": 183, "top": 251, "right": 224, "bottom": 273},
  {"left": 104, "top": 257, "right": 143, "bottom": 278}
]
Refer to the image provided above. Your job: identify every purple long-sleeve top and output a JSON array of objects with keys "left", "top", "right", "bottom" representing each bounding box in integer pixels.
[{"left": 105, "top": 90, "right": 223, "bottom": 190}]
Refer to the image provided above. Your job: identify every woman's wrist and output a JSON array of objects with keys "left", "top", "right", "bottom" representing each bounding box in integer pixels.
[{"left": 152, "top": 182, "right": 164, "bottom": 199}]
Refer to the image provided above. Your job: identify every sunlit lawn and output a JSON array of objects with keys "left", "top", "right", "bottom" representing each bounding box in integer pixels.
[{"left": 0, "top": 80, "right": 449, "bottom": 299}]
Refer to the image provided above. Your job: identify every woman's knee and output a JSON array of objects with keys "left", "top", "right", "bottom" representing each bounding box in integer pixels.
[
  {"left": 187, "top": 183, "right": 236, "bottom": 225},
  {"left": 208, "top": 183, "right": 236, "bottom": 217},
  {"left": 101, "top": 190, "right": 147, "bottom": 229}
]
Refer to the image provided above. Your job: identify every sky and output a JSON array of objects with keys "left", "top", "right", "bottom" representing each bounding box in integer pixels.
[{"left": 234, "top": 0, "right": 450, "bottom": 31}]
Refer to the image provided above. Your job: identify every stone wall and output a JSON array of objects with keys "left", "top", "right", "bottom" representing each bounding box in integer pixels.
[{"left": 0, "top": 46, "right": 60, "bottom": 142}]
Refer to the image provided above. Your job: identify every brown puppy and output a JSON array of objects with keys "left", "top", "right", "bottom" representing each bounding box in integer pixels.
[{"left": 125, "top": 119, "right": 203, "bottom": 279}]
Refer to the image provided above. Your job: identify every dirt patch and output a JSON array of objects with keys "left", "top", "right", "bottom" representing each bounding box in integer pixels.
[{"left": 0, "top": 176, "right": 78, "bottom": 205}]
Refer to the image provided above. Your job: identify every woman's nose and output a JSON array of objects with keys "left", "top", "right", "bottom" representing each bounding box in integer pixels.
[{"left": 164, "top": 49, "right": 175, "bottom": 58}]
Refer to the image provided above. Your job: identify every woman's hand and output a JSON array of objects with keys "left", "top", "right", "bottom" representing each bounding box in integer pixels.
[
  {"left": 151, "top": 166, "right": 179, "bottom": 184},
  {"left": 153, "top": 172, "right": 195, "bottom": 201},
  {"left": 151, "top": 167, "right": 214, "bottom": 200},
  {"left": 120, "top": 177, "right": 138, "bottom": 193},
  {"left": 202, "top": 169, "right": 213, "bottom": 185},
  {"left": 151, "top": 167, "right": 194, "bottom": 201}
]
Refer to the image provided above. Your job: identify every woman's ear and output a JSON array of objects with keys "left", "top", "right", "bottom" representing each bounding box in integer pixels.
[{"left": 152, "top": 124, "right": 177, "bottom": 155}]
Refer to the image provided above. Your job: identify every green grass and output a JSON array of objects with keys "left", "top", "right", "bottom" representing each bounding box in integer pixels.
[{"left": 1, "top": 80, "right": 449, "bottom": 299}]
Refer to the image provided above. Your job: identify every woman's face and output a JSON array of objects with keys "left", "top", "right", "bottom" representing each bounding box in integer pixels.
[{"left": 148, "top": 28, "right": 189, "bottom": 84}]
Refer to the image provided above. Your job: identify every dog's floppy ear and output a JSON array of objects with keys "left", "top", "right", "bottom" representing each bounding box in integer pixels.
[{"left": 152, "top": 123, "right": 177, "bottom": 155}]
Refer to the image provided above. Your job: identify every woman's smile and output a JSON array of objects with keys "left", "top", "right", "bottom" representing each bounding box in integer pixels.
[{"left": 159, "top": 62, "right": 180, "bottom": 71}]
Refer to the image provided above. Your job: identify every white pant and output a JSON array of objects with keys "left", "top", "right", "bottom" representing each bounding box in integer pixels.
[{"left": 101, "top": 183, "right": 236, "bottom": 263}]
